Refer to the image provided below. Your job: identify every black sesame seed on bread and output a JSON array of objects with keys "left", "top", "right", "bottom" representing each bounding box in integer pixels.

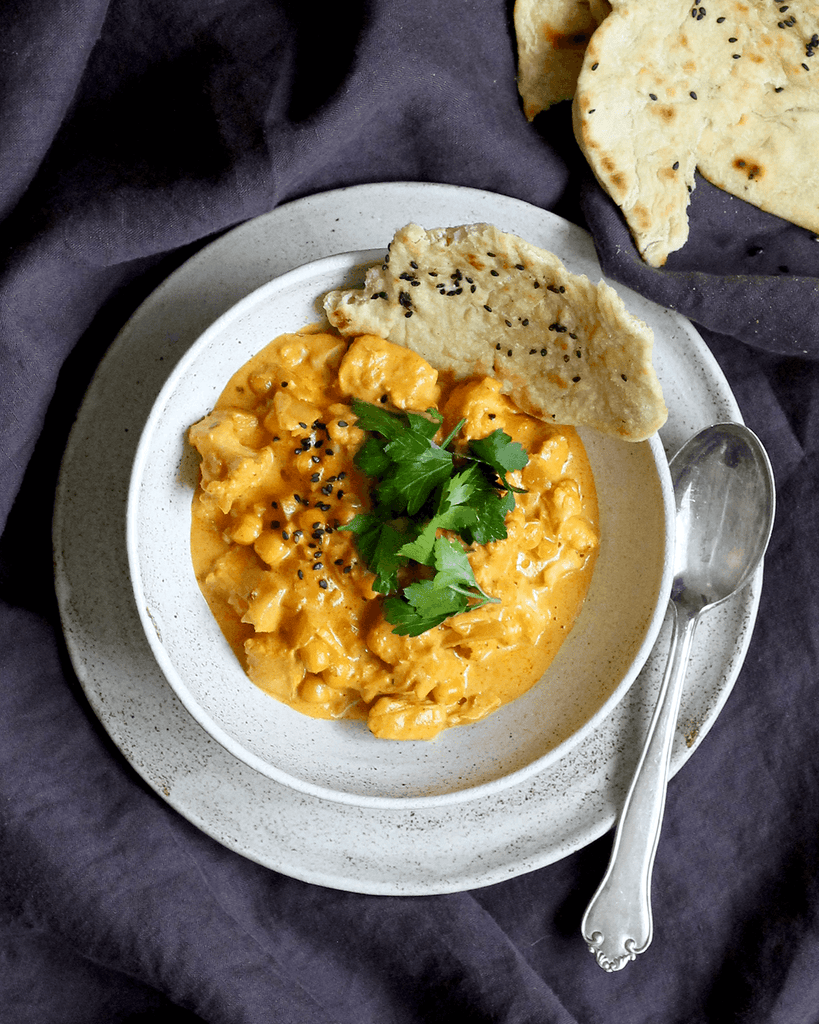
[{"left": 323, "top": 222, "right": 667, "bottom": 442}]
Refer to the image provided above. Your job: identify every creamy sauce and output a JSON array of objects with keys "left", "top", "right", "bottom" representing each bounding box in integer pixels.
[{"left": 188, "top": 330, "right": 599, "bottom": 740}]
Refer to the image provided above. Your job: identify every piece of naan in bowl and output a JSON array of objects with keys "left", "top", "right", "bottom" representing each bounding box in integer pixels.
[
  {"left": 572, "top": 0, "right": 819, "bottom": 266},
  {"left": 323, "top": 222, "right": 667, "bottom": 441}
]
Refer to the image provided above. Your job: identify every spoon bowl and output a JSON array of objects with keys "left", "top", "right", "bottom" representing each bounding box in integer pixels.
[
  {"left": 673, "top": 425, "right": 775, "bottom": 616},
  {"left": 582, "top": 422, "right": 775, "bottom": 971}
]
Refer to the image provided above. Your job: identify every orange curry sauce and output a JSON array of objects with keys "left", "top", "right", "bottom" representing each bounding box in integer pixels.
[{"left": 188, "top": 330, "right": 599, "bottom": 740}]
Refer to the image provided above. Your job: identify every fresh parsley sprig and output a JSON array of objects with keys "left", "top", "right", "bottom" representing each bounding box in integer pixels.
[{"left": 341, "top": 398, "right": 529, "bottom": 636}]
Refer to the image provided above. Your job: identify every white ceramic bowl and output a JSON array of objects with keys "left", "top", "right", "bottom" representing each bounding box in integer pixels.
[{"left": 127, "top": 250, "right": 675, "bottom": 808}]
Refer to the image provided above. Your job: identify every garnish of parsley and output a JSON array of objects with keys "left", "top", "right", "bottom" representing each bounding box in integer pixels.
[{"left": 342, "top": 398, "right": 529, "bottom": 637}]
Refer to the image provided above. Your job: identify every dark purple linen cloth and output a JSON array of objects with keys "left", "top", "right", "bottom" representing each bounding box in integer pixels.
[{"left": 3, "top": 2, "right": 819, "bottom": 1021}]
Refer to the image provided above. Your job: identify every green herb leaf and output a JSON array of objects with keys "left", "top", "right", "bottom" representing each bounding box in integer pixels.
[
  {"left": 343, "top": 400, "right": 529, "bottom": 635},
  {"left": 468, "top": 429, "right": 529, "bottom": 493}
]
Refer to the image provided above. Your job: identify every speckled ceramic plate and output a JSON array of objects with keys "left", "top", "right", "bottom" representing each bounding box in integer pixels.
[{"left": 53, "top": 182, "right": 759, "bottom": 894}]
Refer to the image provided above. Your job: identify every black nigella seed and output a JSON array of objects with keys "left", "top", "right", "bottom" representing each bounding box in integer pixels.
[
  {"left": 271, "top": 501, "right": 278, "bottom": 508},
  {"left": 515, "top": 264, "right": 524, "bottom": 271},
  {"left": 410, "top": 261, "right": 418, "bottom": 269},
  {"left": 673, "top": 161, "right": 680, "bottom": 169},
  {"left": 311, "top": 473, "right": 320, "bottom": 483},
  {"left": 312, "top": 562, "right": 323, "bottom": 571},
  {"left": 728, "top": 36, "right": 737, "bottom": 42},
  {"left": 301, "top": 437, "right": 311, "bottom": 449},
  {"left": 311, "top": 455, "right": 320, "bottom": 464},
  {"left": 649, "top": 93, "right": 658, "bottom": 100},
  {"left": 325, "top": 449, "right": 334, "bottom": 456},
  {"left": 271, "top": 520, "right": 281, "bottom": 529},
  {"left": 505, "top": 320, "right": 512, "bottom": 327},
  {"left": 495, "top": 343, "right": 502, "bottom": 350},
  {"left": 282, "top": 531, "right": 290, "bottom": 540},
  {"left": 293, "top": 448, "right": 302, "bottom": 455},
  {"left": 591, "top": 62, "right": 598, "bottom": 70},
  {"left": 733, "top": 53, "right": 741, "bottom": 58},
  {"left": 716, "top": 15, "right": 725, "bottom": 21},
  {"left": 297, "top": 569, "right": 304, "bottom": 580},
  {"left": 690, "top": 91, "right": 698, "bottom": 99},
  {"left": 314, "top": 439, "right": 323, "bottom": 448},
  {"left": 490, "top": 269, "right": 499, "bottom": 277},
  {"left": 281, "top": 381, "right": 288, "bottom": 387},
  {"left": 802, "top": 62, "right": 810, "bottom": 70},
  {"left": 506, "top": 349, "right": 513, "bottom": 357},
  {"left": 335, "top": 558, "right": 344, "bottom": 565},
  {"left": 298, "top": 422, "right": 307, "bottom": 429},
  {"left": 522, "top": 318, "right": 529, "bottom": 326},
  {"left": 338, "top": 421, "right": 347, "bottom": 428},
  {"left": 541, "top": 348, "right": 547, "bottom": 356},
  {"left": 470, "top": 284, "right": 476, "bottom": 293},
  {"left": 484, "top": 304, "right": 492, "bottom": 312},
  {"left": 319, "top": 580, "right": 328, "bottom": 590},
  {"left": 321, "top": 484, "right": 333, "bottom": 495},
  {"left": 572, "top": 376, "right": 581, "bottom": 383},
  {"left": 621, "top": 374, "right": 628, "bottom": 382},
  {"left": 529, "top": 348, "right": 537, "bottom": 355},
  {"left": 338, "top": 472, "right": 346, "bottom": 480},
  {"left": 293, "top": 530, "right": 303, "bottom": 540},
  {"left": 343, "top": 566, "right": 351, "bottom": 574},
  {"left": 293, "top": 494, "right": 302, "bottom": 504}
]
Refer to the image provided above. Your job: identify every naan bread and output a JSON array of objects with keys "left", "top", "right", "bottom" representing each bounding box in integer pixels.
[
  {"left": 323, "top": 223, "right": 667, "bottom": 441},
  {"left": 515, "top": 0, "right": 611, "bottom": 119},
  {"left": 573, "top": 0, "right": 819, "bottom": 266}
]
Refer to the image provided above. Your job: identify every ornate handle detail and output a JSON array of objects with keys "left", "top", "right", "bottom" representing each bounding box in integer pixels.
[{"left": 581, "top": 600, "right": 699, "bottom": 970}]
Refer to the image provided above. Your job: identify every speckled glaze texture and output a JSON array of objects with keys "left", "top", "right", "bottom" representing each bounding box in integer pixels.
[{"left": 53, "top": 183, "right": 756, "bottom": 894}]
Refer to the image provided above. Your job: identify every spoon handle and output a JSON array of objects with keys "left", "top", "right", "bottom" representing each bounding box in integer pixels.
[{"left": 581, "top": 600, "right": 699, "bottom": 971}]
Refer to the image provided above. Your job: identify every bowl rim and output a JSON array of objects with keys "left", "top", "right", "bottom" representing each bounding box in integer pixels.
[{"left": 127, "top": 248, "right": 676, "bottom": 810}]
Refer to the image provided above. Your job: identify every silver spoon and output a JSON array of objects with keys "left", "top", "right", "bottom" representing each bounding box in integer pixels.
[{"left": 582, "top": 422, "right": 775, "bottom": 972}]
